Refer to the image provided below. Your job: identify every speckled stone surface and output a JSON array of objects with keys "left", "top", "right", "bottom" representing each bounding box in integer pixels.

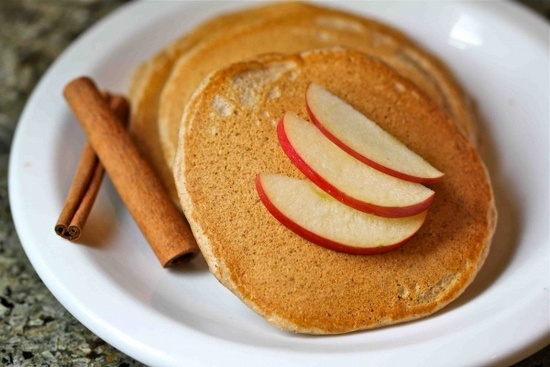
[{"left": 0, "top": 1, "right": 548, "bottom": 366}]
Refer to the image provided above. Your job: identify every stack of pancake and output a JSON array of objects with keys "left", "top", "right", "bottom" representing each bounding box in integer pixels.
[{"left": 128, "top": 2, "right": 496, "bottom": 334}]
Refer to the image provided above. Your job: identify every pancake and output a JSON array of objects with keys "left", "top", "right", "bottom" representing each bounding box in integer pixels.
[
  {"left": 159, "top": 2, "right": 477, "bottom": 182},
  {"left": 174, "top": 48, "right": 496, "bottom": 334}
]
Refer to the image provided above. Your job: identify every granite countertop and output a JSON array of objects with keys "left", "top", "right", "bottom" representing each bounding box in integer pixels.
[{"left": 0, "top": 1, "right": 548, "bottom": 366}]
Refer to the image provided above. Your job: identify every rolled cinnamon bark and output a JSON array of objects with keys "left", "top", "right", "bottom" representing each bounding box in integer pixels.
[
  {"left": 56, "top": 93, "right": 129, "bottom": 241},
  {"left": 63, "top": 77, "right": 199, "bottom": 266}
]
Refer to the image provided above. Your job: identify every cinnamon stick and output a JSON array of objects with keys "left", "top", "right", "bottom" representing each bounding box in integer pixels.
[
  {"left": 63, "top": 77, "right": 199, "bottom": 267},
  {"left": 55, "top": 94, "right": 129, "bottom": 241}
]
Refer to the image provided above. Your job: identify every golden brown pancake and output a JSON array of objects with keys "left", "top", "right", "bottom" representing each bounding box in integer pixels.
[
  {"left": 159, "top": 1, "right": 477, "bottom": 181},
  {"left": 174, "top": 48, "right": 496, "bottom": 334}
]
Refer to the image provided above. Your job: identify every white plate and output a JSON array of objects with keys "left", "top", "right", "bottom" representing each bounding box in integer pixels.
[{"left": 9, "top": 1, "right": 549, "bottom": 366}]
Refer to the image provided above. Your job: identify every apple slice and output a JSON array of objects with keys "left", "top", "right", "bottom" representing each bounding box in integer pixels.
[
  {"left": 306, "top": 83, "right": 444, "bottom": 183},
  {"left": 256, "top": 173, "right": 427, "bottom": 255},
  {"left": 278, "top": 112, "right": 434, "bottom": 218}
]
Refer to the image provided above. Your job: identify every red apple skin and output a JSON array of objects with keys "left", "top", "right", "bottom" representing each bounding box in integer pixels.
[
  {"left": 305, "top": 88, "right": 443, "bottom": 184},
  {"left": 255, "top": 174, "right": 423, "bottom": 255},
  {"left": 276, "top": 117, "right": 434, "bottom": 218}
]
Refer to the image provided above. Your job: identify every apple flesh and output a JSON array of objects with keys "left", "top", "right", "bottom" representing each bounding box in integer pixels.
[
  {"left": 256, "top": 173, "right": 427, "bottom": 255},
  {"left": 277, "top": 112, "right": 435, "bottom": 218},
  {"left": 306, "top": 83, "right": 444, "bottom": 183}
]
